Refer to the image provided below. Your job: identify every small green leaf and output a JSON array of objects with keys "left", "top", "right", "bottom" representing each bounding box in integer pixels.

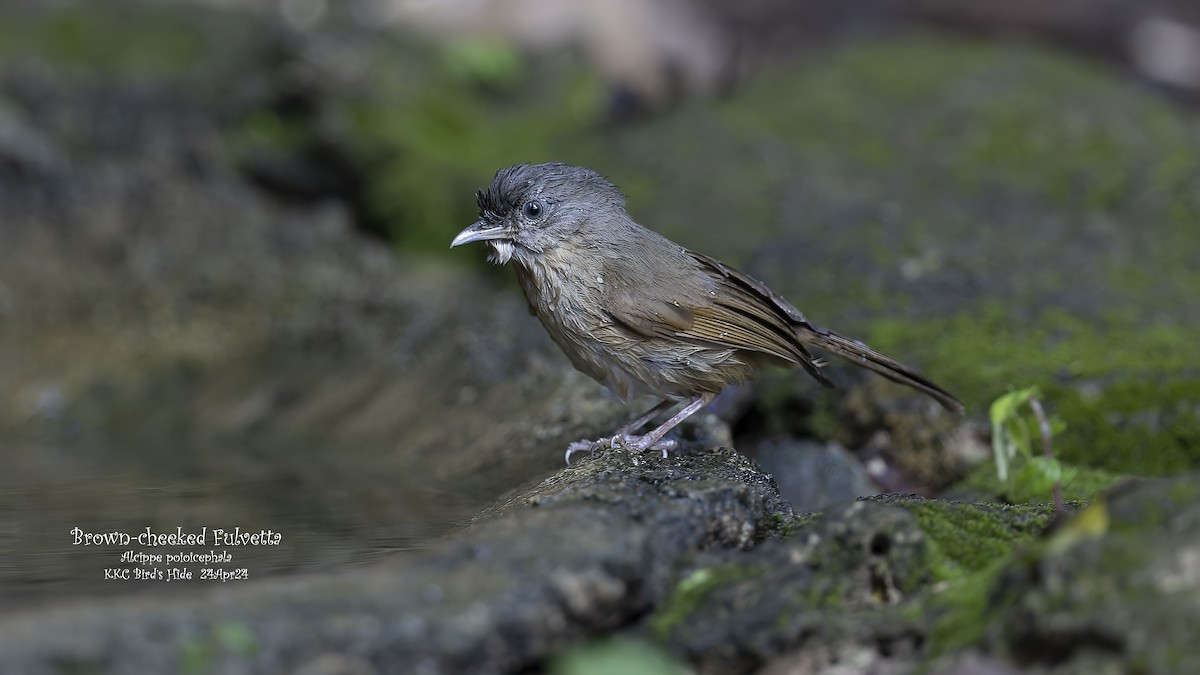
[
  {"left": 988, "top": 386, "right": 1039, "bottom": 427},
  {"left": 989, "top": 387, "right": 1041, "bottom": 481}
]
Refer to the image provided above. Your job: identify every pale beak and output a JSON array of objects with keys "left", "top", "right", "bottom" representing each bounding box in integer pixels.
[{"left": 450, "top": 220, "right": 511, "bottom": 248}]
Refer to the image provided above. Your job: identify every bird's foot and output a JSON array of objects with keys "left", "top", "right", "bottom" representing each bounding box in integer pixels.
[
  {"left": 611, "top": 434, "right": 678, "bottom": 458},
  {"left": 564, "top": 434, "right": 678, "bottom": 465},
  {"left": 564, "top": 439, "right": 604, "bottom": 466}
]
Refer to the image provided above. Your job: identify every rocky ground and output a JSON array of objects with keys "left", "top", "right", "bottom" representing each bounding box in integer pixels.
[{"left": 0, "top": 1, "right": 1197, "bottom": 673}]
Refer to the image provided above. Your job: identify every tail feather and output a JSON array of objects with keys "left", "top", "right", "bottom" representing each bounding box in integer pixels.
[{"left": 798, "top": 325, "right": 965, "bottom": 413}]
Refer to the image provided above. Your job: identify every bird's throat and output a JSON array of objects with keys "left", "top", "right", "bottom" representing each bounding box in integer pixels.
[{"left": 486, "top": 240, "right": 515, "bottom": 265}]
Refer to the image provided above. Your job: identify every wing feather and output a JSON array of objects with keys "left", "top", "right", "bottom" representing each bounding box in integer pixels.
[
  {"left": 681, "top": 251, "right": 834, "bottom": 386},
  {"left": 606, "top": 291, "right": 695, "bottom": 338},
  {"left": 595, "top": 240, "right": 957, "bottom": 408},
  {"left": 685, "top": 250, "right": 813, "bottom": 324},
  {"left": 598, "top": 244, "right": 834, "bottom": 387}
]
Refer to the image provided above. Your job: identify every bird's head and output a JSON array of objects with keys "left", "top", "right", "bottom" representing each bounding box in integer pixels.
[{"left": 450, "top": 163, "right": 625, "bottom": 265}]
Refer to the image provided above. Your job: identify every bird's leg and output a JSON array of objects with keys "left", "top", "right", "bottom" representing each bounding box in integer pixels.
[
  {"left": 567, "top": 396, "right": 715, "bottom": 464},
  {"left": 627, "top": 393, "right": 714, "bottom": 457},
  {"left": 614, "top": 399, "right": 676, "bottom": 436},
  {"left": 564, "top": 400, "right": 675, "bottom": 466}
]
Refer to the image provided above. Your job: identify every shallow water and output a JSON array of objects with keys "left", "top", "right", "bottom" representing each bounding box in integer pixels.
[{"left": 0, "top": 322, "right": 605, "bottom": 612}]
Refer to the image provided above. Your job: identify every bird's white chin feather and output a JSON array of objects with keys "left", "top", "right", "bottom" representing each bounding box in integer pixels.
[{"left": 486, "top": 240, "right": 514, "bottom": 265}]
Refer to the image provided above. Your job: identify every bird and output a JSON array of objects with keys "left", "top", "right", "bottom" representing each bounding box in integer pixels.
[{"left": 451, "top": 163, "right": 963, "bottom": 463}]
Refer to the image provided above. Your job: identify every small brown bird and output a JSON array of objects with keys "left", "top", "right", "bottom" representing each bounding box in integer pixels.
[{"left": 452, "top": 163, "right": 963, "bottom": 463}]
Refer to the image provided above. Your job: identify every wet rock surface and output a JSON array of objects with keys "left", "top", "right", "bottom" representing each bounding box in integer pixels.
[
  {"left": 5, "top": 462, "right": 1193, "bottom": 675},
  {"left": 745, "top": 439, "right": 880, "bottom": 512},
  {"left": 649, "top": 498, "right": 933, "bottom": 674},
  {"left": 0, "top": 449, "right": 788, "bottom": 674}
]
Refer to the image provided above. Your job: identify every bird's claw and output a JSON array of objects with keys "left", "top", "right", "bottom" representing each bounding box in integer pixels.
[
  {"left": 617, "top": 433, "right": 677, "bottom": 456},
  {"left": 564, "top": 439, "right": 605, "bottom": 466},
  {"left": 645, "top": 438, "right": 677, "bottom": 458},
  {"left": 565, "top": 434, "right": 678, "bottom": 464}
]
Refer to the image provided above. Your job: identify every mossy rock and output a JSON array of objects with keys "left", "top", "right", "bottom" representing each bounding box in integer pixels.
[
  {"left": 926, "top": 473, "right": 1200, "bottom": 673},
  {"left": 643, "top": 495, "right": 1060, "bottom": 672},
  {"left": 640, "top": 475, "right": 1196, "bottom": 673}
]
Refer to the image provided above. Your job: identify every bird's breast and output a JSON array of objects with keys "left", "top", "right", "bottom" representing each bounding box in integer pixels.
[
  {"left": 513, "top": 251, "right": 644, "bottom": 397},
  {"left": 512, "top": 251, "right": 754, "bottom": 401}
]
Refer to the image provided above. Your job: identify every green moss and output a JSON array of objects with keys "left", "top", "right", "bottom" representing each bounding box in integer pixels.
[
  {"left": 868, "top": 306, "right": 1199, "bottom": 406},
  {"left": 706, "top": 35, "right": 1199, "bottom": 206},
  {"left": 900, "top": 500, "right": 1053, "bottom": 580},
  {"left": 867, "top": 306, "right": 1200, "bottom": 475},
  {"left": 924, "top": 558, "right": 1009, "bottom": 654},
  {"left": 1048, "top": 380, "right": 1200, "bottom": 475},
  {"left": 922, "top": 478, "right": 1200, "bottom": 664},
  {"left": 649, "top": 565, "right": 762, "bottom": 638},
  {"left": 914, "top": 496, "right": 1115, "bottom": 655},
  {"left": 918, "top": 502, "right": 1067, "bottom": 654}
]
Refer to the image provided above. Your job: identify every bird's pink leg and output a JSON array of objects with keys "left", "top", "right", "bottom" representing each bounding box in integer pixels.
[
  {"left": 626, "top": 393, "right": 714, "bottom": 457},
  {"left": 565, "top": 396, "right": 713, "bottom": 464},
  {"left": 614, "top": 399, "right": 676, "bottom": 436},
  {"left": 565, "top": 400, "right": 676, "bottom": 465}
]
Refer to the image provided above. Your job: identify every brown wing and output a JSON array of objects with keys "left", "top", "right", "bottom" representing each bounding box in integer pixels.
[
  {"left": 682, "top": 251, "right": 834, "bottom": 386},
  {"left": 690, "top": 252, "right": 963, "bottom": 411},
  {"left": 686, "top": 250, "right": 812, "bottom": 324},
  {"left": 603, "top": 248, "right": 834, "bottom": 387},
  {"left": 605, "top": 291, "right": 695, "bottom": 338}
]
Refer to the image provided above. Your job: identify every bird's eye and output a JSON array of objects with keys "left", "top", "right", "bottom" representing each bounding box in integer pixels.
[{"left": 522, "top": 200, "right": 545, "bottom": 221}]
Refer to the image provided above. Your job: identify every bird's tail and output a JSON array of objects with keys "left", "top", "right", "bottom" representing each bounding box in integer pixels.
[{"left": 797, "top": 324, "right": 965, "bottom": 413}]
